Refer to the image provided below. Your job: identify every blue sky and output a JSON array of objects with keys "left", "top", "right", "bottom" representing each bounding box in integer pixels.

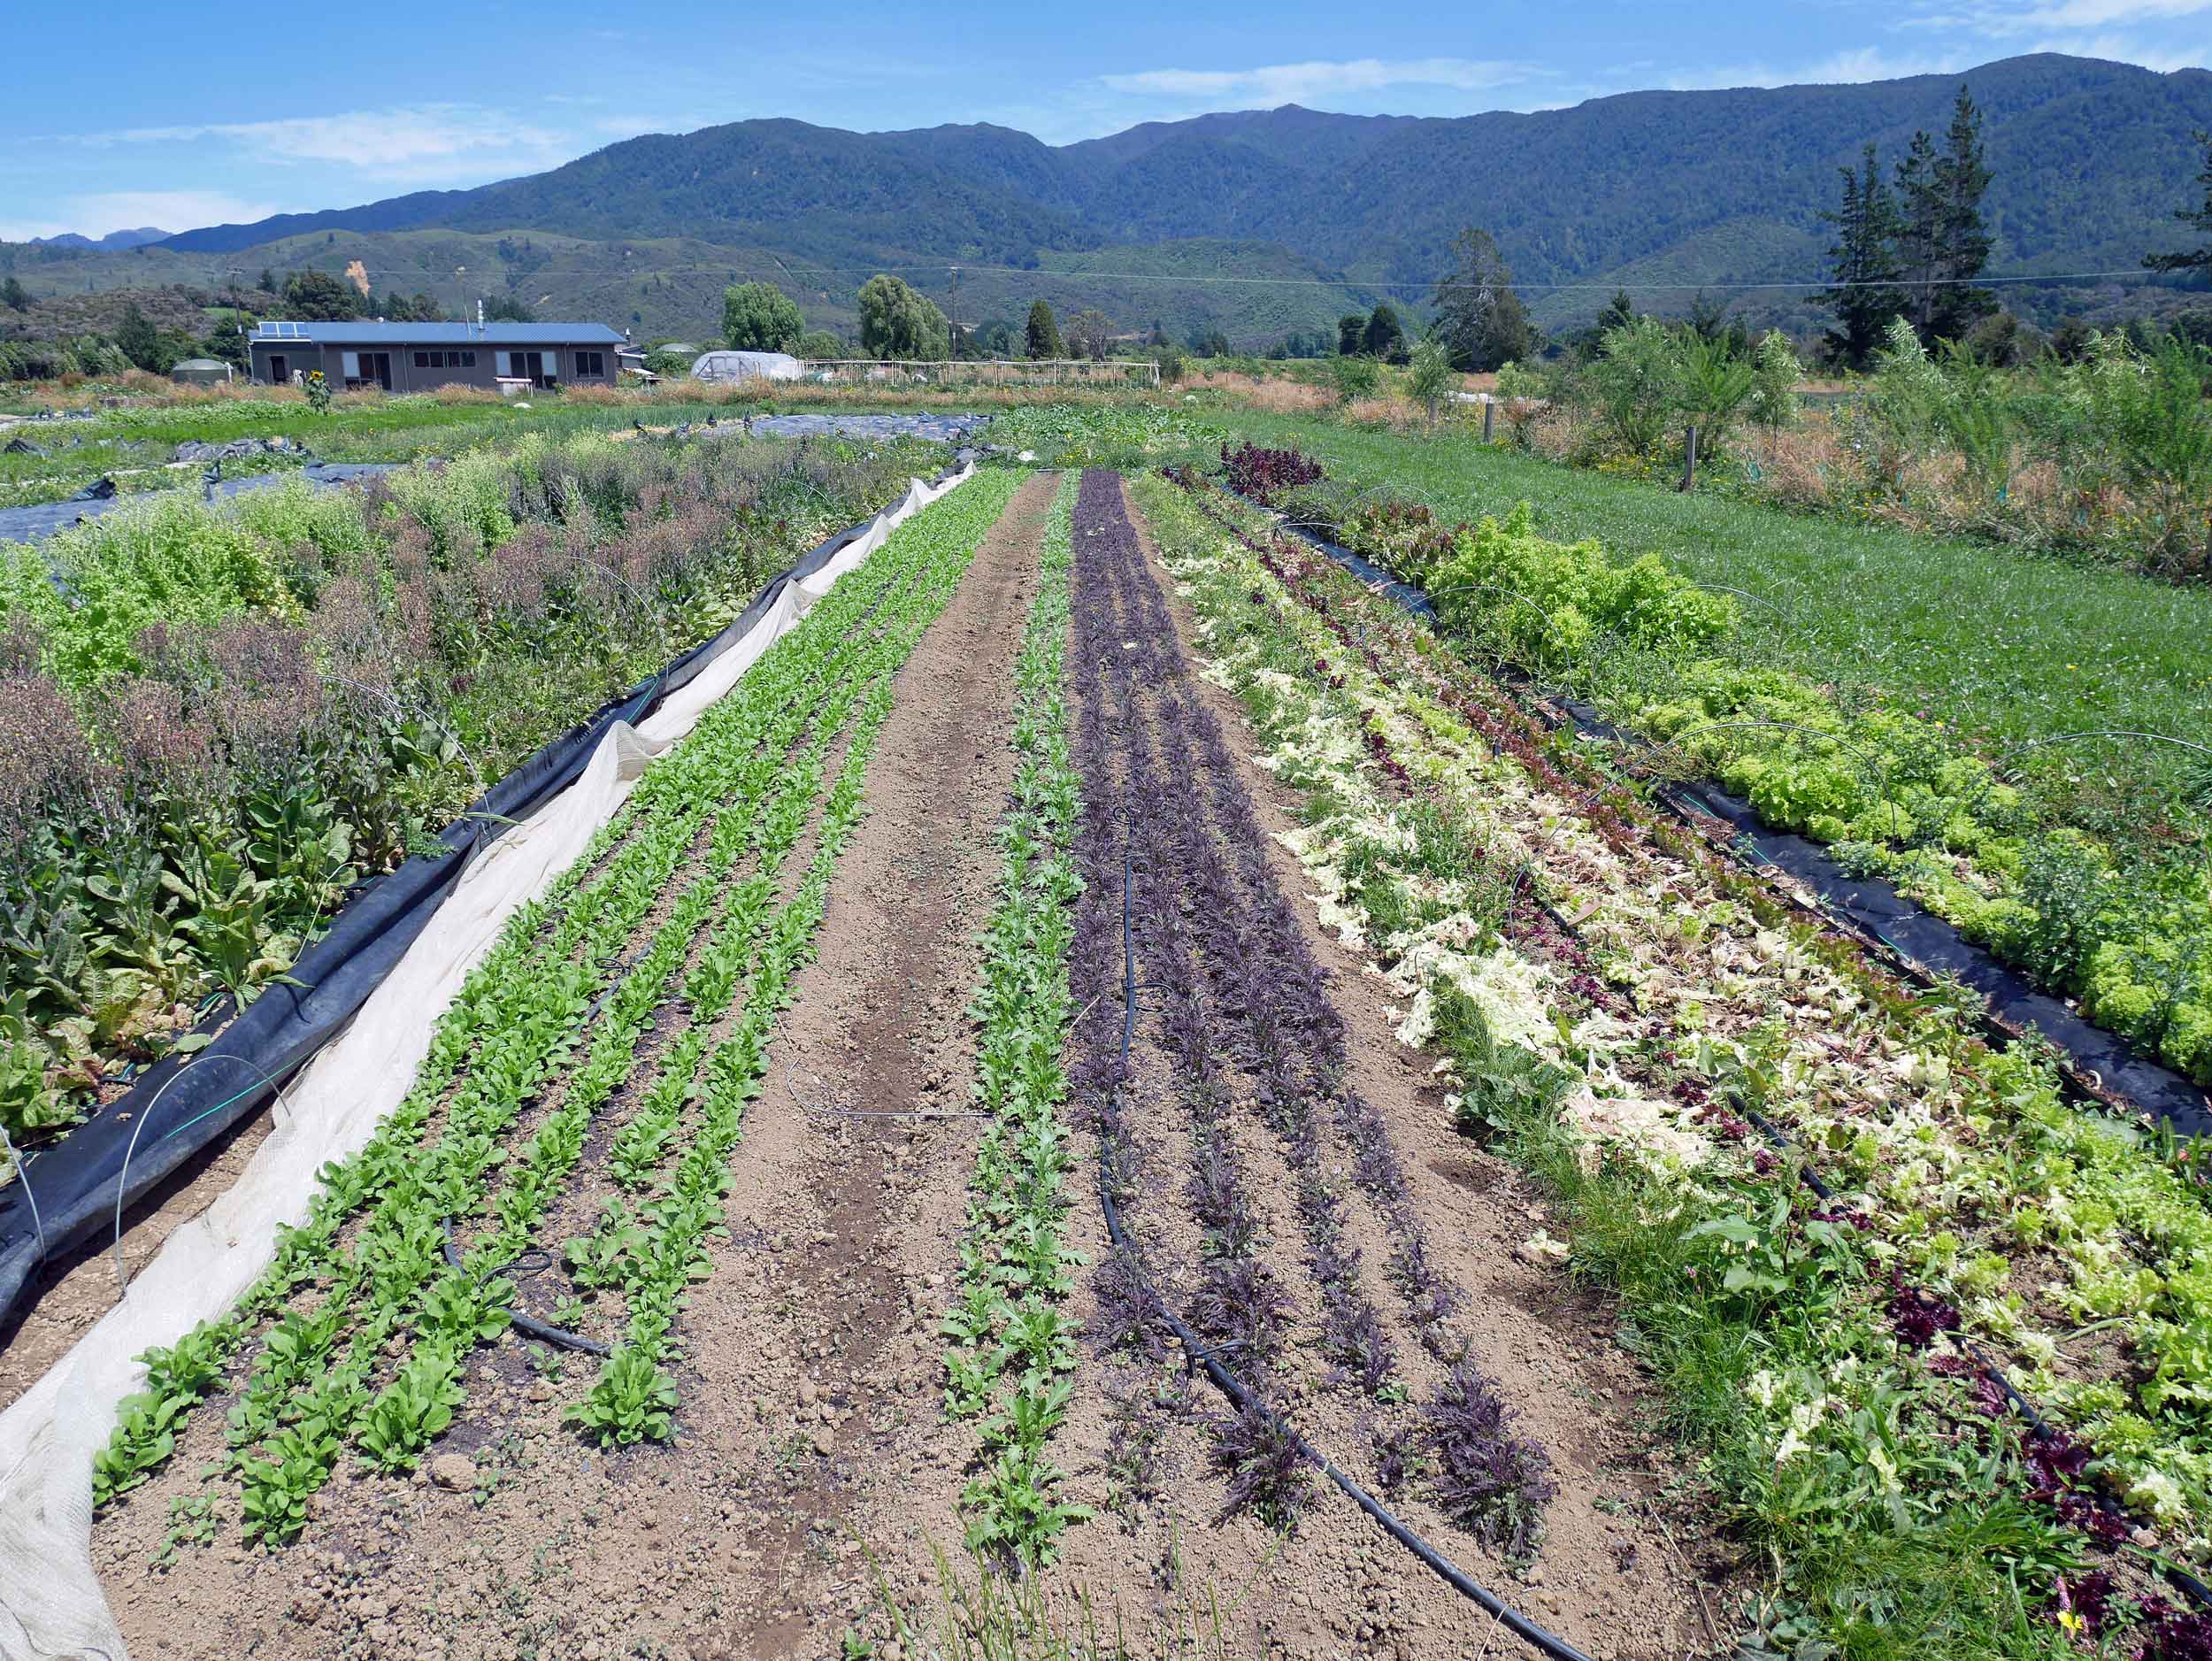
[{"left": 4, "top": 1, "right": 2207, "bottom": 241}]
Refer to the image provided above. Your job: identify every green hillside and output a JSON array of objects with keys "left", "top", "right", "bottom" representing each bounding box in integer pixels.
[{"left": 6, "top": 53, "right": 2209, "bottom": 345}]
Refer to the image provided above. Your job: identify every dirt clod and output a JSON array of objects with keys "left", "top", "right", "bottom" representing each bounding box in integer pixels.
[{"left": 427, "top": 1453, "right": 477, "bottom": 1490}]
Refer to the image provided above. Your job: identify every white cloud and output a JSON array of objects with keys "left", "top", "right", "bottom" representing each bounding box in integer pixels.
[
  {"left": 50, "top": 105, "right": 572, "bottom": 183},
  {"left": 2047, "top": 32, "right": 2212, "bottom": 63},
  {"left": 1099, "top": 57, "right": 1540, "bottom": 104},
  {"left": 1658, "top": 46, "right": 1971, "bottom": 90},
  {"left": 0, "top": 190, "right": 282, "bottom": 243}
]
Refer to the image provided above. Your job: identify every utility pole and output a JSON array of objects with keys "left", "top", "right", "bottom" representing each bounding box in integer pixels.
[{"left": 949, "top": 265, "right": 962, "bottom": 360}]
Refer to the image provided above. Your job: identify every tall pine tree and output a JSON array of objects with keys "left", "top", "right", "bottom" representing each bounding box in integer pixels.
[
  {"left": 1893, "top": 130, "right": 1944, "bottom": 339},
  {"left": 1821, "top": 143, "right": 1904, "bottom": 368},
  {"left": 1891, "top": 89, "right": 1995, "bottom": 344},
  {"left": 1930, "top": 87, "right": 1995, "bottom": 342}
]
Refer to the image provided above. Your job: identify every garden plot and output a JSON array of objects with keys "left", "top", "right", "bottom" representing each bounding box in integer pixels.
[
  {"left": 45, "top": 460, "right": 1740, "bottom": 1661},
  {"left": 1132, "top": 467, "right": 2212, "bottom": 1657},
  {"left": 997, "top": 471, "right": 1718, "bottom": 1659},
  {"left": 21, "top": 391, "right": 2210, "bottom": 1661},
  {"left": 73, "top": 469, "right": 1028, "bottom": 1659}
]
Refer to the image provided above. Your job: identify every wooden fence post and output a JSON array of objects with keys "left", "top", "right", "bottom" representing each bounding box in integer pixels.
[
  {"left": 1683, "top": 425, "right": 1700, "bottom": 492},
  {"left": 1481, "top": 397, "right": 1494, "bottom": 444}
]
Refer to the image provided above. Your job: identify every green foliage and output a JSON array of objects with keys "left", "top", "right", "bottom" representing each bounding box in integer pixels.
[
  {"left": 113, "top": 304, "right": 166, "bottom": 374},
  {"left": 1431, "top": 227, "right": 1536, "bottom": 373},
  {"left": 85, "top": 465, "right": 1029, "bottom": 1534},
  {"left": 939, "top": 475, "right": 1089, "bottom": 1569},
  {"left": 280, "top": 269, "right": 362, "bottom": 322},
  {"left": 1407, "top": 337, "right": 1455, "bottom": 425},
  {"left": 1361, "top": 304, "right": 1409, "bottom": 364},
  {"left": 857, "top": 274, "right": 949, "bottom": 362},
  {"left": 2146, "top": 126, "right": 2212, "bottom": 277},
  {"left": 1586, "top": 317, "right": 1686, "bottom": 456},
  {"left": 1141, "top": 481, "right": 2108, "bottom": 1658},
  {"left": 1, "top": 425, "right": 947, "bottom": 1147},
  {"left": 721, "top": 281, "right": 804, "bottom": 352},
  {"left": 1216, "top": 403, "right": 2212, "bottom": 1082},
  {"left": 1024, "top": 301, "right": 1064, "bottom": 360},
  {"left": 1424, "top": 502, "right": 1741, "bottom": 669},
  {"left": 1748, "top": 330, "right": 1804, "bottom": 430},
  {"left": 1821, "top": 142, "right": 1906, "bottom": 370},
  {"left": 569, "top": 1345, "right": 679, "bottom": 1446},
  {"left": 1327, "top": 354, "right": 1379, "bottom": 405}
]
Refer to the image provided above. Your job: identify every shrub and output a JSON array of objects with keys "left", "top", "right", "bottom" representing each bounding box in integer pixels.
[{"left": 1429, "top": 504, "right": 1739, "bottom": 670}]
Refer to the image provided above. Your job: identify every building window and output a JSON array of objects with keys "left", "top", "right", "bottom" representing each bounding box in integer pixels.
[
  {"left": 458, "top": 351, "right": 476, "bottom": 367},
  {"left": 574, "top": 350, "right": 605, "bottom": 378}
]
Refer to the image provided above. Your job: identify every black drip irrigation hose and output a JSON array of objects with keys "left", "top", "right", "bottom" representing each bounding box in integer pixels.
[
  {"left": 440, "top": 1218, "right": 610, "bottom": 1357},
  {"left": 1094, "top": 831, "right": 1596, "bottom": 1661}
]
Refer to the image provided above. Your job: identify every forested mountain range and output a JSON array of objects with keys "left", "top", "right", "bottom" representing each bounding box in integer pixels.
[{"left": 8, "top": 53, "right": 2208, "bottom": 345}]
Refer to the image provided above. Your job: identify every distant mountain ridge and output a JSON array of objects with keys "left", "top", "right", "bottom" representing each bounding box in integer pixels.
[
  {"left": 30, "top": 227, "right": 170, "bottom": 250},
  {"left": 157, "top": 54, "right": 2212, "bottom": 297},
  {"left": 8, "top": 54, "right": 2207, "bottom": 348}
]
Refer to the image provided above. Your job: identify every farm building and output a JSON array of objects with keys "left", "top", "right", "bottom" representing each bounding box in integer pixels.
[{"left": 248, "top": 320, "right": 625, "bottom": 392}]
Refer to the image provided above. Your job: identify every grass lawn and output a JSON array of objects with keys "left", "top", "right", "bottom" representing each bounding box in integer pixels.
[{"left": 1213, "top": 405, "right": 2212, "bottom": 850}]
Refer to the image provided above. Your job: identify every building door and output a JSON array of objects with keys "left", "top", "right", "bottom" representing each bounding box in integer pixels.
[
  {"left": 267, "top": 354, "right": 287, "bottom": 385},
  {"left": 364, "top": 352, "right": 391, "bottom": 390}
]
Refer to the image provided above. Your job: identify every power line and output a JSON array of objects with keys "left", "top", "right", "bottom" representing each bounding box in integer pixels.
[{"left": 17, "top": 252, "right": 2170, "bottom": 294}]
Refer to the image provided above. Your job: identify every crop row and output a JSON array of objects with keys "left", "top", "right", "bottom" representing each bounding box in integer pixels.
[
  {"left": 562, "top": 473, "right": 1029, "bottom": 1448},
  {"left": 1138, "top": 469, "right": 2212, "bottom": 1652},
  {"left": 91, "top": 469, "right": 1025, "bottom": 1543},
  {"left": 936, "top": 471, "right": 1091, "bottom": 1569},
  {"left": 0, "top": 429, "right": 938, "bottom": 1146},
  {"left": 1220, "top": 442, "right": 2212, "bottom": 1088},
  {"left": 1064, "top": 469, "right": 1558, "bottom": 1557}
]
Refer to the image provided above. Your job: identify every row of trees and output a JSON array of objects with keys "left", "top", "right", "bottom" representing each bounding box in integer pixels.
[
  {"left": 1820, "top": 88, "right": 1997, "bottom": 367},
  {"left": 718, "top": 280, "right": 1148, "bottom": 365}
]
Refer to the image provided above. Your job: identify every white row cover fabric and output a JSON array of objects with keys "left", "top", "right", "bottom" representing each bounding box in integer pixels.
[{"left": 0, "top": 465, "right": 973, "bottom": 1661}]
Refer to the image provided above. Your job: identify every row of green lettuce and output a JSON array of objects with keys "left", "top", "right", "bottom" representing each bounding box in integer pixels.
[
  {"left": 1223, "top": 446, "right": 2211, "bottom": 1086},
  {"left": 938, "top": 473, "right": 1092, "bottom": 1567}
]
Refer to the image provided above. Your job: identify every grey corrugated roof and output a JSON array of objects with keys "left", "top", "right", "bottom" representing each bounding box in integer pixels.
[{"left": 252, "top": 321, "right": 623, "bottom": 346}]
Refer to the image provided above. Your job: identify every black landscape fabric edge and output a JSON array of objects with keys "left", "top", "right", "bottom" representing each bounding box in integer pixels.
[
  {"left": 0, "top": 458, "right": 973, "bottom": 1326},
  {"left": 1243, "top": 493, "right": 2212, "bottom": 1137}
]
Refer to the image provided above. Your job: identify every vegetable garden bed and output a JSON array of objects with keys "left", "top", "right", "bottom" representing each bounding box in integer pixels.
[
  {"left": 1133, "top": 465, "right": 2212, "bottom": 1657},
  {"left": 19, "top": 434, "right": 2195, "bottom": 1661}
]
